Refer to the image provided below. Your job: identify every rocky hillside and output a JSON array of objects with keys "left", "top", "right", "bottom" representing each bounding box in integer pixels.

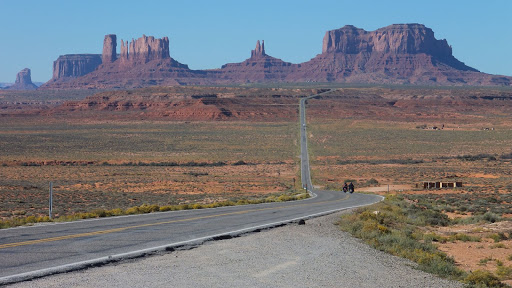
[{"left": 48, "top": 86, "right": 315, "bottom": 120}]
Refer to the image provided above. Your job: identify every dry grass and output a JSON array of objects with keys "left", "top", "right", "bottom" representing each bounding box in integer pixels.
[
  {"left": 0, "top": 120, "right": 299, "bottom": 219},
  {"left": 306, "top": 118, "right": 512, "bottom": 194}
]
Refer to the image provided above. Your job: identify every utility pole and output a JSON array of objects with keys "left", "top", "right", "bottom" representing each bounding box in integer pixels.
[{"left": 49, "top": 182, "right": 53, "bottom": 219}]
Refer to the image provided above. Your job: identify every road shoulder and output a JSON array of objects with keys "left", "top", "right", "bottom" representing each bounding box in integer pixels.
[{"left": 10, "top": 210, "right": 462, "bottom": 288}]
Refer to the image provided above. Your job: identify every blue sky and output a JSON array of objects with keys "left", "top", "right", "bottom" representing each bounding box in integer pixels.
[{"left": 1, "top": 0, "right": 511, "bottom": 82}]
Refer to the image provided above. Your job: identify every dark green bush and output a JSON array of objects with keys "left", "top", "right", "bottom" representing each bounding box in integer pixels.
[
  {"left": 365, "top": 178, "right": 379, "bottom": 186},
  {"left": 457, "top": 153, "right": 496, "bottom": 161},
  {"left": 489, "top": 233, "right": 508, "bottom": 243},
  {"left": 500, "top": 152, "right": 512, "bottom": 160},
  {"left": 483, "top": 212, "right": 501, "bottom": 223}
]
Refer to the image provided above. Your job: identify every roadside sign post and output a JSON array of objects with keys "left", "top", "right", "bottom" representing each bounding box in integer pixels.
[{"left": 49, "top": 182, "right": 53, "bottom": 219}]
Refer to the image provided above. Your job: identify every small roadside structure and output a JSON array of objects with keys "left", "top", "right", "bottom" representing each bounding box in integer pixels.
[{"left": 421, "top": 181, "right": 462, "bottom": 189}]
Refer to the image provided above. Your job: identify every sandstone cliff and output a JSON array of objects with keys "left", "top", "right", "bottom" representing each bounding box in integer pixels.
[
  {"left": 6, "top": 68, "right": 38, "bottom": 90},
  {"left": 120, "top": 35, "right": 170, "bottom": 64},
  {"left": 323, "top": 24, "right": 451, "bottom": 55},
  {"left": 50, "top": 54, "right": 102, "bottom": 80},
  {"left": 321, "top": 24, "right": 477, "bottom": 72}
]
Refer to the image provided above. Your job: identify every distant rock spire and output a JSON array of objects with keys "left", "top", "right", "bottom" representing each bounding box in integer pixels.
[
  {"left": 251, "top": 40, "right": 266, "bottom": 58},
  {"left": 7, "top": 68, "right": 37, "bottom": 90},
  {"left": 102, "top": 34, "right": 117, "bottom": 63},
  {"left": 120, "top": 40, "right": 129, "bottom": 60}
]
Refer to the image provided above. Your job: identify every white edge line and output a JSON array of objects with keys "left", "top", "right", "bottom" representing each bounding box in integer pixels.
[{"left": 0, "top": 194, "right": 383, "bottom": 285}]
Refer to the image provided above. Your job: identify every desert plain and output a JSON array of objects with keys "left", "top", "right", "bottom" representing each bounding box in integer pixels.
[{"left": 2, "top": 85, "right": 512, "bottom": 283}]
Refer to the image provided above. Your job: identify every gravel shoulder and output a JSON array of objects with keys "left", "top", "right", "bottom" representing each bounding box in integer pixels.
[{"left": 9, "top": 210, "right": 463, "bottom": 288}]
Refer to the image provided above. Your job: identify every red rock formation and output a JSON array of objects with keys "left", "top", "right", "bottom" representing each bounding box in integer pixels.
[
  {"left": 323, "top": 24, "right": 448, "bottom": 54},
  {"left": 51, "top": 87, "right": 303, "bottom": 120},
  {"left": 41, "top": 25, "right": 512, "bottom": 89},
  {"left": 6, "top": 68, "right": 38, "bottom": 90},
  {"left": 321, "top": 24, "right": 476, "bottom": 72},
  {"left": 291, "top": 24, "right": 504, "bottom": 85},
  {"left": 120, "top": 40, "right": 128, "bottom": 61},
  {"left": 102, "top": 34, "right": 117, "bottom": 63},
  {"left": 46, "top": 54, "right": 102, "bottom": 81},
  {"left": 121, "top": 35, "right": 170, "bottom": 63},
  {"left": 217, "top": 40, "right": 296, "bottom": 83},
  {"left": 42, "top": 34, "right": 196, "bottom": 89},
  {"left": 251, "top": 40, "right": 266, "bottom": 58}
]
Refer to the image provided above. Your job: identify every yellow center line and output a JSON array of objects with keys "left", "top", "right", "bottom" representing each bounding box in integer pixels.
[{"left": 0, "top": 194, "right": 350, "bottom": 250}]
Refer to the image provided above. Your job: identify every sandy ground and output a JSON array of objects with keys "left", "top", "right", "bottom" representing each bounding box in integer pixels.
[
  {"left": 9, "top": 211, "right": 462, "bottom": 288},
  {"left": 435, "top": 221, "right": 512, "bottom": 285},
  {"left": 359, "top": 185, "right": 412, "bottom": 193}
]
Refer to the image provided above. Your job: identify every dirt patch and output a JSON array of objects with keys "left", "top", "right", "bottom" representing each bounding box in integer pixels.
[
  {"left": 435, "top": 221, "right": 512, "bottom": 283},
  {"left": 471, "top": 173, "right": 499, "bottom": 179},
  {"left": 444, "top": 212, "right": 473, "bottom": 220},
  {"left": 439, "top": 240, "right": 512, "bottom": 272},
  {"left": 437, "top": 221, "right": 512, "bottom": 235},
  {"left": 360, "top": 185, "right": 412, "bottom": 193}
]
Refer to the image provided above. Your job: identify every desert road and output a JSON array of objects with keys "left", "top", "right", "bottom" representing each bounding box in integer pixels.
[{"left": 0, "top": 91, "right": 383, "bottom": 284}]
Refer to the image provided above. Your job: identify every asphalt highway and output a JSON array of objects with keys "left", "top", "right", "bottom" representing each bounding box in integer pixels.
[{"left": 0, "top": 91, "right": 383, "bottom": 284}]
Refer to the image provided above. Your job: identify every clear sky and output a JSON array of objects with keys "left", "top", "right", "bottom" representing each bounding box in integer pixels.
[{"left": 1, "top": 0, "right": 511, "bottom": 83}]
